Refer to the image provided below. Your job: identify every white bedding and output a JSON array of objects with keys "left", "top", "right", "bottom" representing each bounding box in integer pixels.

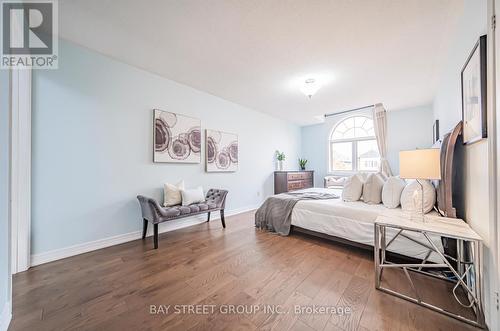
[{"left": 290, "top": 188, "right": 444, "bottom": 262}]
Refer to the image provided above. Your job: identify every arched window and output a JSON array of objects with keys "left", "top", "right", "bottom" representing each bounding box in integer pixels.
[{"left": 329, "top": 116, "right": 380, "bottom": 172}]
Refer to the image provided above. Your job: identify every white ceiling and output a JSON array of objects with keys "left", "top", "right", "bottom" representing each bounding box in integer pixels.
[{"left": 59, "top": 0, "right": 464, "bottom": 125}]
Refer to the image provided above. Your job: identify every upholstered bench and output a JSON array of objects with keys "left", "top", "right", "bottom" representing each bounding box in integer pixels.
[{"left": 137, "top": 189, "right": 228, "bottom": 249}]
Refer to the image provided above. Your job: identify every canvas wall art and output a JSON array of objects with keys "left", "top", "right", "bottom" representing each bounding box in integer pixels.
[
  {"left": 206, "top": 130, "right": 238, "bottom": 172},
  {"left": 461, "top": 35, "right": 487, "bottom": 145},
  {"left": 154, "top": 109, "right": 201, "bottom": 163}
]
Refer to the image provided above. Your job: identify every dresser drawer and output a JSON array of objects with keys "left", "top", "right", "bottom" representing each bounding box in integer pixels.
[
  {"left": 287, "top": 179, "right": 313, "bottom": 191},
  {"left": 287, "top": 172, "right": 312, "bottom": 181}
]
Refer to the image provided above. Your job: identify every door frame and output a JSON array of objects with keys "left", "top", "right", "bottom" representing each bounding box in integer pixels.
[
  {"left": 489, "top": 0, "right": 500, "bottom": 328},
  {"left": 10, "top": 68, "right": 31, "bottom": 274}
]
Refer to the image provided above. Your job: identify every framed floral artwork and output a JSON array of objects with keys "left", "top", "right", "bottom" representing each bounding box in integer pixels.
[
  {"left": 205, "top": 129, "right": 238, "bottom": 172},
  {"left": 154, "top": 109, "right": 201, "bottom": 163}
]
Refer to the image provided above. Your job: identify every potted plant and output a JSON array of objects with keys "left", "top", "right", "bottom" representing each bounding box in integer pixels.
[
  {"left": 299, "top": 158, "right": 308, "bottom": 170},
  {"left": 275, "top": 150, "right": 285, "bottom": 171}
]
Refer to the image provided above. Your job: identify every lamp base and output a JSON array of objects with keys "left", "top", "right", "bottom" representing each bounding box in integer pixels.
[{"left": 416, "top": 179, "right": 426, "bottom": 223}]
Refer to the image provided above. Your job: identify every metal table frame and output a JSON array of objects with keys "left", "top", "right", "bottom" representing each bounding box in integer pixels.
[{"left": 374, "top": 221, "right": 485, "bottom": 329}]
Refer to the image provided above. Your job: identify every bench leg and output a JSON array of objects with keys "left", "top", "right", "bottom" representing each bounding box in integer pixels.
[
  {"left": 153, "top": 224, "right": 159, "bottom": 249},
  {"left": 220, "top": 209, "right": 226, "bottom": 228},
  {"left": 142, "top": 219, "right": 148, "bottom": 239},
  {"left": 207, "top": 212, "right": 211, "bottom": 222}
]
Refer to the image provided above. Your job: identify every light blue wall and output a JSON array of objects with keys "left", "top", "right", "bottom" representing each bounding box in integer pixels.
[
  {"left": 32, "top": 40, "right": 301, "bottom": 255},
  {"left": 0, "top": 70, "right": 11, "bottom": 324},
  {"left": 300, "top": 122, "right": 329, "bottom": 186},
  {"left": 386, "top": 105, "right": 434, "bottom": 172},
  {"left": 301, "top": 105, "right": 433, "bottom": 185},
  {"left": 433, "top": 1, "right": 487, "bottom": 134}
]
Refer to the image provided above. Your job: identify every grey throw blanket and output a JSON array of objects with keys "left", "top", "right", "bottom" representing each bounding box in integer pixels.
[{"left": 255, "top": 191, "right": 338, "bottom": 235}]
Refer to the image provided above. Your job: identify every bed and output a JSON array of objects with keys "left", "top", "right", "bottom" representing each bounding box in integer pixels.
[
  {"left": 291, "top": 187, "right": 444, "bottom": 262},
  {"left": 260, "top": 121, "right": 465, "bottom": 263}
]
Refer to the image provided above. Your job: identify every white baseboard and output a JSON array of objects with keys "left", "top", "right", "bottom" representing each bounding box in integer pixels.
[
  {"left": 0, "top": 301, "right": 11, "bottom": 331},
  {"left": 30, "top": 204, "right": 258, "bottom": 267}
]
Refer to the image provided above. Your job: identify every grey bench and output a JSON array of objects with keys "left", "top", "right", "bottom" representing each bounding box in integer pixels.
[{"left": 137, "top": 189, "right": 228, "bottom": 249}]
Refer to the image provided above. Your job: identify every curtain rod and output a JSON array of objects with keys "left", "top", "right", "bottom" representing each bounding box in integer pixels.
[{"left": 324, "top": 104, "right": 375, "bottom": 118}]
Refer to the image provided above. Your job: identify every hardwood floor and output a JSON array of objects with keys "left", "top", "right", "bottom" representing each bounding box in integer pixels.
[{"left": 10, "top": 211, "right": 479, "bottom": 331}]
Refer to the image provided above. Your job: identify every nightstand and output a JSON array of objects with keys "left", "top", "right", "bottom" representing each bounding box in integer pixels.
[{"left": 374, "top": 214, "right": 485, "bottom": 328}]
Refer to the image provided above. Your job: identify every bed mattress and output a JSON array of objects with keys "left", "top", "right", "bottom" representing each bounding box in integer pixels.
[{"left": 290, "top": 188, "right": 444, "bottom": 262}]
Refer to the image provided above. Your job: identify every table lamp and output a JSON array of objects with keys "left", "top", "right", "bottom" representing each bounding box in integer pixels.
[{"left": 399, "top": 149, "right": 441, "bottom": 222}]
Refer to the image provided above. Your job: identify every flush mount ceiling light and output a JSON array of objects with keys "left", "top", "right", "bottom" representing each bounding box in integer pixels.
[{"left": 300, "top": 78, "right": 322, "bottom": 98}]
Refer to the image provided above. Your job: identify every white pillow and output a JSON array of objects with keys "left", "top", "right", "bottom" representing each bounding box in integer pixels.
[
  {"left": 342, "top": 174, "right": 364, "bottom": 202},
  {"left": 181, "top": 186, "right": 205, "bottom": 206},
  {"left": 382, "top": 176, "right": 406, "bottom": 209},
  {"left": 163, "top": 180, "right": 185, "bottom": 207},
  {"left": 358, "top": 172, "right": 370, "bottom": 182},
  {"left": 363, "top": 173, "right": 385, "bottom": 204},
  {"left": 400, "top": 180, "right": 436, "bottom": 214}
]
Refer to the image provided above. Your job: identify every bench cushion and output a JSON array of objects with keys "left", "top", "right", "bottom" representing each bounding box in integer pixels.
[
  {"left": 163, "top": 202, "right": 218, "bottom": 217},
  {"left": 162, "top": 208, "right": 181, "bottom": 218}
]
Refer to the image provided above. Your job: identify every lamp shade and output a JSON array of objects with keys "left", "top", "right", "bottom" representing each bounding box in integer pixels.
[{"left": 399, "top": 149, "right": 441, "bottom": 180}]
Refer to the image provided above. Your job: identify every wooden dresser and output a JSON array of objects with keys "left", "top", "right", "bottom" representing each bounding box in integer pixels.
[{"left": 274, "top": 171, "right": 314, "bottom": 194}]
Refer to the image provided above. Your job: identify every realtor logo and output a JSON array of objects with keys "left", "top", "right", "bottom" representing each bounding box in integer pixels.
[{"left": 1, "top": 0, "right": 58, "bottom": 68}]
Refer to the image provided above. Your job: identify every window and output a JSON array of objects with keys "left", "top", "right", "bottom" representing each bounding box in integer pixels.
[{"left": 329, "top": 116, "right": 380, "bottom": 172}]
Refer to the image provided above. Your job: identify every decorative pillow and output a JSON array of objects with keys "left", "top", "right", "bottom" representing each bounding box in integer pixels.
[
  {"left": 358, "top": 172, "right": 370, "bottom": 182},
  {"left": 363, "top": 173, "right": 385, "bottom": 204},
  {"left": 325, "top": 176, "right": 348, "bottom": 188},
  {"left": 400, "top": 180, "right": 436, "bottom": 213},
  {"left": 181, "top": 186, "right": 205, "bottom": 206},
  {"left": 163, "top": 180, "right": 185, "bottom": 207},
  {"left": 382, "top": 176, "right": 406, "bottom": 208},
  {"left": 342, "top": 174, "right": 364, "bottom": 202}
]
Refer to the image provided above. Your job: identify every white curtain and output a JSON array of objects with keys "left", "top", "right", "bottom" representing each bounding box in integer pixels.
[{"left": 373, "top": 103, "right": 393, "bottom": 176}]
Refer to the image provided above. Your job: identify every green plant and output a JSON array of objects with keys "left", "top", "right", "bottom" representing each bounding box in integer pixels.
[
  {"left": 275, "top": 150, "right": 286, "bottom": 161},
  {"left": 299, "top": 158, "right": 308, "bottom": 169}
]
